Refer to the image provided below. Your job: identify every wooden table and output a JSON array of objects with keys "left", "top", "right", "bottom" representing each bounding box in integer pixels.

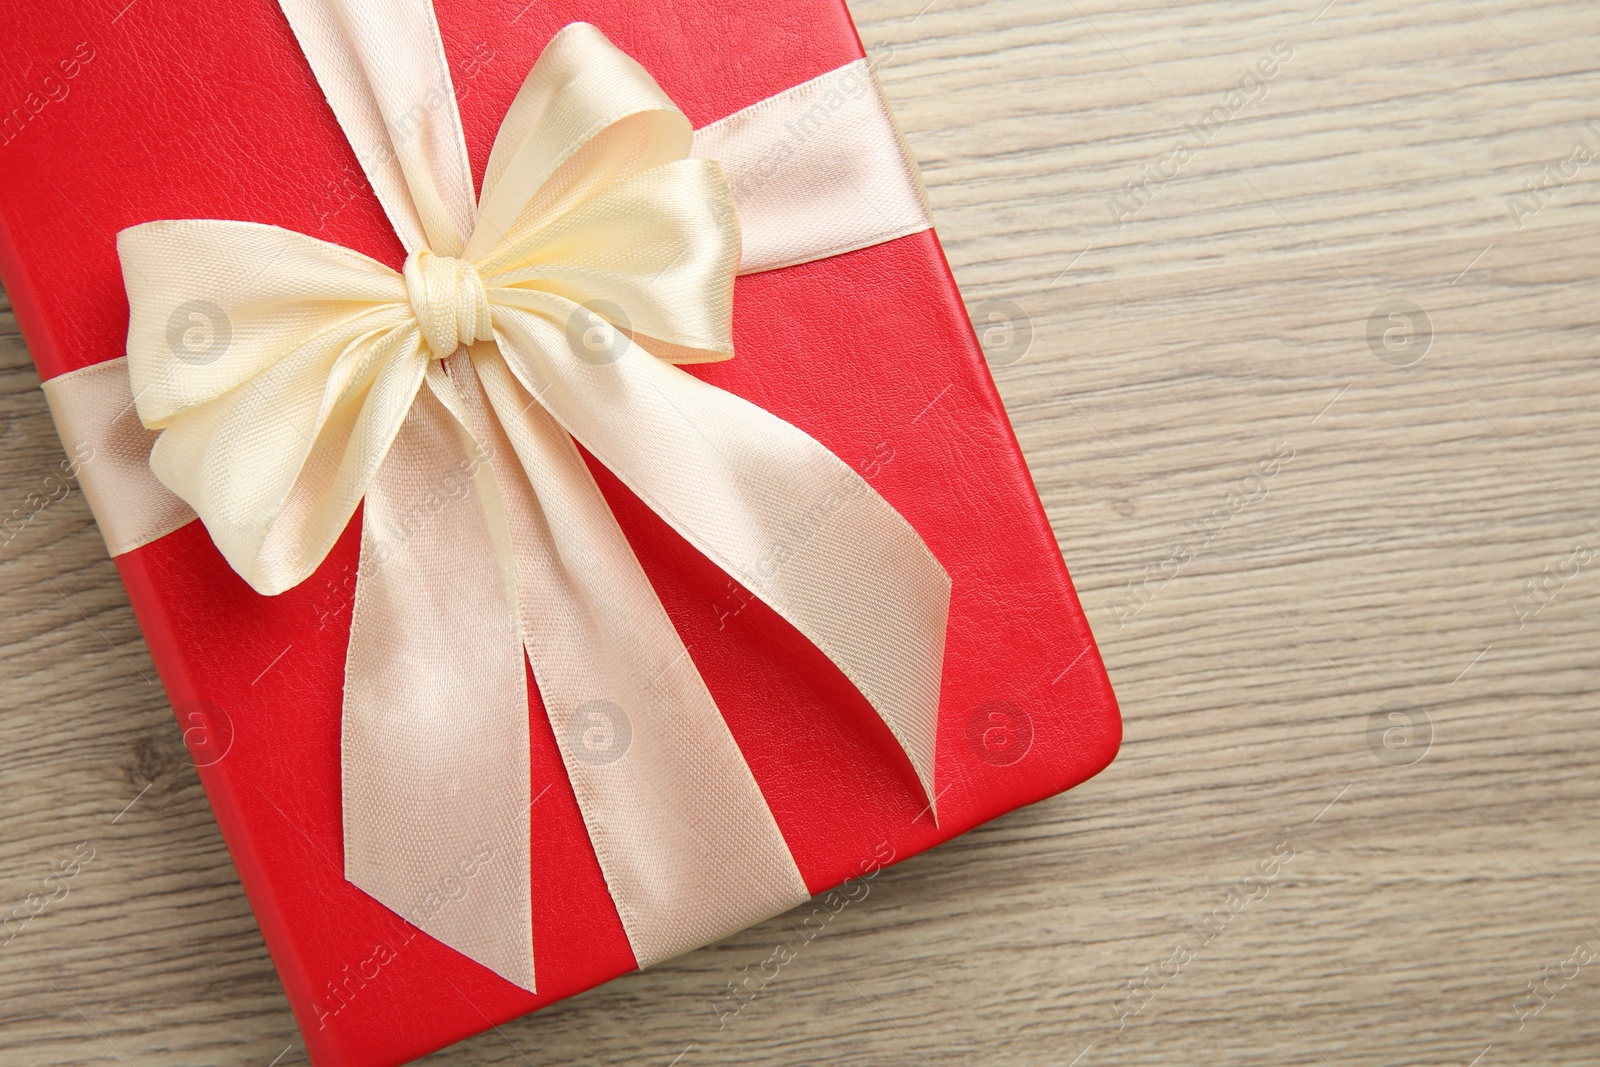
[{"left": 3, "top": 0, "right": 1597, "bottom": 1063}]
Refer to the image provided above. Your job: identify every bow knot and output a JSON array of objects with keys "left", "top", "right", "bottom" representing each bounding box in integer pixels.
[{"left": 403, "top": 249, "right": 493, "bottom": 359}]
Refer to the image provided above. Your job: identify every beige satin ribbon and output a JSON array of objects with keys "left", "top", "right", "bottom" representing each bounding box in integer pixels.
[
  {"left": 40, "top": 359, "right": 194, "bottom": 555},
  {"left": 48, "top": 4, "right": 947, "bottom": 991}
]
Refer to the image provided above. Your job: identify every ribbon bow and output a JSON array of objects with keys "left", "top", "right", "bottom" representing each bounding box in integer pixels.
[{"left": 118, "top": 14, "right": 949, "bottom": 989}]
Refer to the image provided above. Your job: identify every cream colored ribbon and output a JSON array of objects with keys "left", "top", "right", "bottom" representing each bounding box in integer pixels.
[{"left": 70, "top": 3, "right": 949, "bottom": 991}]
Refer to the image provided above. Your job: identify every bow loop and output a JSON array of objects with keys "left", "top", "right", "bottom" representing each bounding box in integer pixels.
[
  {"left": 120, "top": 220, "right": 427, "bottom": 594},
  {"left": 403, "top": 250, "right": 494, "bottom": 359},
  {"left": 467, "top": 22, "right": 692, "bottom": 261},
  {"left": 480, "top": 158, "right": 741, "bottom": 366}
]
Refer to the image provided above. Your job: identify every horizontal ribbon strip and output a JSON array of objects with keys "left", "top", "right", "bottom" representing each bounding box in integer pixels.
[{"left": 40, "top": 357, "right": 196, "bottom": 555}]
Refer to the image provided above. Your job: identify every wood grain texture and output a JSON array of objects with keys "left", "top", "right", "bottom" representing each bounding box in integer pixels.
[{"left": 3, "top": 0, "right": 1598, "bottom": 1063}]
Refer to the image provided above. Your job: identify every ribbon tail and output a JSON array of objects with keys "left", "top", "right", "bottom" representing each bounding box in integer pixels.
[
  {"left": 493, "top": 311, "right": 951, "bottom": 819},
  {"left": 341, "top": 380, "right": 535, "bottom": 990},
  {"left": 453, "top": 348, "right": 810, "bottom": 968}
]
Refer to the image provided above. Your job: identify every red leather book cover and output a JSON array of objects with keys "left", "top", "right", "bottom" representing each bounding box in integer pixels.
[{"left": 0, "top": 1, "right": 1120, "bottom": 1064}]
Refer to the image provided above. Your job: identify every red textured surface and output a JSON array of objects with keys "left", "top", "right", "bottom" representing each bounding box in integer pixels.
[{"left": 0, "top": 2, "right": 1122, "bottom": 1065}]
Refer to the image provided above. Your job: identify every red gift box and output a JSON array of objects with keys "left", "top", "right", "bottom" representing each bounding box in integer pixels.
[{"left": 0, "top": 0, "right": 1120, "bottom": 1063}]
